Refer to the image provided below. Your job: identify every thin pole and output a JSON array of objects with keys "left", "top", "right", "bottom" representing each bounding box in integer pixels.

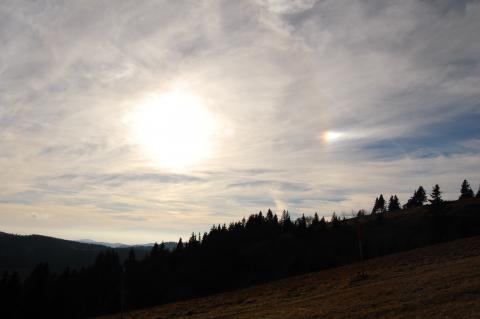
[{"left": 120, "top": 267, "right": 125, "bottom": 319}]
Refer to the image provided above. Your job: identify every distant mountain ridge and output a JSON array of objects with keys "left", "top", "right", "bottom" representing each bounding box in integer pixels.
[
  {"left": 0, "top": 232, "right": 107, "bottom": 276},
  {"left": 0, "top": 232, "right": 176, "bottom": 277},
  {"left": 76, "top": 239, "right": 144, "bottom": 248},
  {"left": 76, "top": 239, "right": 177, "bottom": 250}
]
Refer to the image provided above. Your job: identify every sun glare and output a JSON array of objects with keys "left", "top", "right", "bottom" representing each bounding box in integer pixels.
[{"left": 131, "top": 91, "right": 217, "bottom": 170}]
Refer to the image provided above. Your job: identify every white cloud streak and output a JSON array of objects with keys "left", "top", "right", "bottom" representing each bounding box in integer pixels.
[{"left": 0, "top": 0, "right": 479, "bottom": 243}]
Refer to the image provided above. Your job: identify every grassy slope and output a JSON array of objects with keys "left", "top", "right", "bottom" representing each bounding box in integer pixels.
[{"left": 99, "top": 235, "right": 480, "bottom": 319}]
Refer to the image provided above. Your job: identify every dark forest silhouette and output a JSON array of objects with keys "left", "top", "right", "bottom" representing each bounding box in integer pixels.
[
  {"left": 0, "top": 234, "right": 175, "bottom": 278},
  {"left": 1, "top": 180, "right": 480, "bottom": 318}
]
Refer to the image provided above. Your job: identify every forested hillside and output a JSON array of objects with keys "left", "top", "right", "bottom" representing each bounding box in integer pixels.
[{"left": 0, "top": 233, "right": 151, "bottom": 277}]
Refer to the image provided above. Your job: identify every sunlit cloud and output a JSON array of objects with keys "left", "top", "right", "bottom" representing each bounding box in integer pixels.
[{"left": 0, "top": 0, "right": 479, "bottom": 243}]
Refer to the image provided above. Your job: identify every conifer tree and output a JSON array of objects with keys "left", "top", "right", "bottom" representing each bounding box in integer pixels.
[
  {"left": 476, "top": 185, "right": 480, "bottom": 198},
  {"left": 378, "top": 194, "right": 386, "bottom": 213},
  {"left": 159, "top": 241, "right": 167, "bottom": 252},
  {"left": 415, "top": 186, "right": 427, "bottom": 204},
  {"left": 266, "top": 209, "right": 274, "bottom": 222},
  {"left": 372, "top": 195, "right": 386, "bottom": 214},
  {"left": 394, "top": 195, "right": 400, "bottom": 209},
  {"left": 357, "top": 209, "right": 367, "bottom": 217},
  {"left": 459, "top": 179, "right": 474, "bottom": 199},
  {"left": 257, "top": 211, "right": 264, "bottom": 224},
  {"left": 280, "top": 210, "right": 292, "bottom": 227},
  {"left": 149, "top": 242, "right": 161, "bottom": 260},
  {"left": 313, "top": 212, "right": 320, "bottom": 224},
  {"left": 429, "top": 184, "right": 443, "bottom": 206},
  {"left": 175, "top": 238, "right": 184, "bottom": 251},
  {"left": 273, "top": 214, "right": 279, "bottom": 225},
  {"left": 297, "top": 214, "right": 307, "bottom": 229},
  {"left": 388, "top": 195, "right": 401, "bottom": 212},
  {"left": 405, "top": 189, "right": 417, "bottom": 208},
  {"left": 188, "top": 232, "right": 199, "bottom": 247},
  {"left": 319, "top": 216, "right": 327, "bottom": 229},
  {"left": 371, "top": 197, "right": 379, "bottom": 214},
  {"left": 388, "top": 195, "right": 394, "bottom": 211},
  {"left": 331, "top": 212, "right": 340, "bottom": 227},
  {"left": 405, "top": 186, "right": 427, "bottom": 208}
]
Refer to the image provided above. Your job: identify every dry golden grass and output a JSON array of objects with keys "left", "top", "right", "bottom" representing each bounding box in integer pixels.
[{"left": 99, "top": 236, "right": 480, "bottom": 319}]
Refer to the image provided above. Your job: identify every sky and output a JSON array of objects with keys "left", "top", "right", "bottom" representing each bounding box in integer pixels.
[{"left": 1, "top": 0, "right": 479, "bottom": 244}]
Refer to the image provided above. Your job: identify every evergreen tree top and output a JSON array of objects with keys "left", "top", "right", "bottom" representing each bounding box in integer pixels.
[
  {"left": 429, "top": 184, "right": 443, "bottom": 205},
  {"left": 460, "top": 179, "right": 475, "bottom": 199}
]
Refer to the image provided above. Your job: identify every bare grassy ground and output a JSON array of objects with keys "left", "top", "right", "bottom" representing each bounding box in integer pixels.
[{"left": 99, "top": 236, "right": 480, "bottom": 319}]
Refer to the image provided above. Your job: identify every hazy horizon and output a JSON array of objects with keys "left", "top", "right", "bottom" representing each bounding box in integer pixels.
[{"left": 1, "top": 0, "right": 480, "bottom": 244}]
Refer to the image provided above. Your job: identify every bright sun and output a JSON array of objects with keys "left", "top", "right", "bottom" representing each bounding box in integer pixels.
[{"left": 131, "top": 91, "right": 217, "bottom": 170}]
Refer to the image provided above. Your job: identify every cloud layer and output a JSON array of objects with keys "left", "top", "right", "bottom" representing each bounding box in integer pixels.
[{"left": 1, "top": 0, "right": 479, "bottom": 243}]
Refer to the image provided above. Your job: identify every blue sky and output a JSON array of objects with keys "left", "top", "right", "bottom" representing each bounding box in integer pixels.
[{"left": 0, "top": 0, "right": 479, "bottom": 243}]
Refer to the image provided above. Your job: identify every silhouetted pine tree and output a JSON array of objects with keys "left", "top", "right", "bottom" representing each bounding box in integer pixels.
[
  {"left": 405, "top": 190, "right": 416, "bottom": 208},
  {"left": 319, "top": 216, "right": 327, "bottom": 229},
  {"left": 388, "top": 195, "right": 401, "bottom": 212},
  {"left": 357, "top": 209, "right": 367, "bottom": 217},
  {"left": 416, "top": 186, "right": 427, "bottom": 204},
  {"left": 175, "top": 238, "right": 184, "bottom": 251},
  {"left": 150, "top": 243, "right": 160, "bottom": 259},
  {"left": 429, "top": 184, "right": 443, "bottom": 206},
  {"left": 476, "top": 185, "right": 480, "bottom": 198},
  {"left": 371, "top": 197, "right": 379, "bottom": 214},
  {"left": 273, "top": 214, "right": 279, "bottom": 225},
  {"left": 405, "top": 186, "right": 427, "bottom": 208},
  {"left": 258, "top": 211, "right": 264, "bottom": 222},
  {"left": 280, "top": 210, "right": 292, "bottom": 228},
  {"left": 312, "top": 212, "right": 320, "bottom": 225},
  {"left": 266, "top": 209, "right": 274, "bottom": 221},
  {"left": 331, "top": 212, "right": 340, "bottom": 228},
  {"left": 388, "top": 196, "right": 394, "bottom": 211},
  {"left": 388, "top": 195, "right": 400, "bottom": 212},
  {"left": 394, "top": 195, "right": 401, "bottom": 209},
  {"left": 459, "top": 179, "right": 474, "bottom": 199},
  {"left": 188, "top": 233, "right": 200, "bottom": 249},
  {"left": 378, "top": 194, "right": 386, "bottom": 213},
  {"left": 372, "top": 194, "right": 386, "bottom": 214},
  {"left": 296, "top": 214, "right": 307, "bottom": 229}
]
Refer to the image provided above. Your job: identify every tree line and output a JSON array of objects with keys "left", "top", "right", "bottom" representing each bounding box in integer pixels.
[
  {"left": 371, "top": 179, "right": 479, "bottom": 214},
  {"left": 0, "top": 179, "right": 479, "bottom": 318}
]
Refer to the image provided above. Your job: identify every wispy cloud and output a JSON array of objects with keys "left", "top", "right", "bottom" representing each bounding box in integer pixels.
[{"left": 0, "top": 0, "right": 479, "bottom": 243}]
